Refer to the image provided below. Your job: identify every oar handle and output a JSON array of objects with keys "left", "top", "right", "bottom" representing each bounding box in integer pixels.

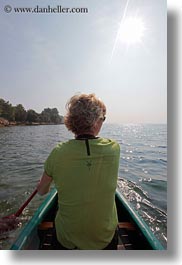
[{"left": 15, "top": 188, "right": 38, "bottom": 217}]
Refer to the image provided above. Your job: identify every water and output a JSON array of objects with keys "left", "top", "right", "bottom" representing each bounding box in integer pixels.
[{"left": 0, "top": 124, "right": 167, "bottom": 249}]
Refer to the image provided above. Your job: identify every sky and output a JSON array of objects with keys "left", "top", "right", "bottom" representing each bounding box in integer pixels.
[{"left": 0, "top": 0, "right": 167, "bottom": 124}]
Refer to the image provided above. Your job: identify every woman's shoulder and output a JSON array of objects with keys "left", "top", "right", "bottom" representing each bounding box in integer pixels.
[
  {"left": 99, "top": 137, "right": 118, "bottom": 143},
  {"left": 52, "top": 139, "right": 77, "bottom": 152},
  {"left": 97, "top": 137, "right": 120, "bottom": 149}
]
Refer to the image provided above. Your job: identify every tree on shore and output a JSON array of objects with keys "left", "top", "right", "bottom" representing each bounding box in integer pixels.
[
  {"left": 26, "top": 109, "right": 40, "bottom": 123},
  {"left": 14, "top": 104, "right": 27, "bottom": 122},
  {"left": 0, "top": 98, "right": 64, "bottom": 124},
  {"left": 0, "top": 99, "right": 15, "bottom": 121},
  {"left": 40, "top": 108, "right": 63, "bottom": 124}
]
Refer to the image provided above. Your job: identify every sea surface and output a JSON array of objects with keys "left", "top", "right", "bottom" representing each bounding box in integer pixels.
[{"left": 0, "top": 123, "right": 167, "bottom": 249}]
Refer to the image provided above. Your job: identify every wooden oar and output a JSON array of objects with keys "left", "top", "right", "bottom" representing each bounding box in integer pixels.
[{"left": 0, "top": 188, "right": 38, "bottom": 233}]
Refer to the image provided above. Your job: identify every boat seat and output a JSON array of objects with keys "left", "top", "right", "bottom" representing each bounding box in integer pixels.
[
  {"left": 38, "top": 222, "right": 55, "bottom": 250},
  {"left": 118, "top": 222, "right": 135, "bottom": 230},
  {"left": 38, "top": 221, "right": 135, "bottom": 250},
  {"left": 117, "top": 222, "right": 135, "bottom": 250},
  {"left": 38, "top": 221, "right": 135, "bottom": 229},
  {"left": 38, "top": 222, "right": 54, "bottom": 230}
]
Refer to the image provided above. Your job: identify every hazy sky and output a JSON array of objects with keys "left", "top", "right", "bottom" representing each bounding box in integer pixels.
[{"left": 0, "top": 0, "right": 167, "bottom": 124}]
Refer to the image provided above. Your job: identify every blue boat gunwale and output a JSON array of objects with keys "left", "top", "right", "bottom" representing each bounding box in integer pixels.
[
  {"left": 11, "top": 188, "right": 164, "bottom": 250},
  {"left": 10, "top": 188, "right": 58, "bottom": 250},
  {"left": 115, "top": 189, "right": 164, "bottom": 250}
]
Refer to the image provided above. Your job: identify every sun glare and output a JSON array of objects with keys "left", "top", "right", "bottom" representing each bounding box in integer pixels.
[
  {"left": 110, "top": 0, "right": 147, "bottom": 63},
  {"left": 119, "top": 16, "right": 145, "bottom": 45}
]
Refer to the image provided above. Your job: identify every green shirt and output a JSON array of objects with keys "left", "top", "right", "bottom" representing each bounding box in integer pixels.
[{"left": 44, "top": 137, "right": 120, "bottom": 249}]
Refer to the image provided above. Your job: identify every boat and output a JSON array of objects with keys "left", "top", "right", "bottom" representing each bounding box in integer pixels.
[{"left": 10, "top": 188, "right": 164, "bottom": 250}]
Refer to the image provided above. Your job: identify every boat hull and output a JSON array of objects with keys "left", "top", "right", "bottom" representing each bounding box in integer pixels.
[{"left": 10, "top": 188, "right": 164, "bottom": 250}]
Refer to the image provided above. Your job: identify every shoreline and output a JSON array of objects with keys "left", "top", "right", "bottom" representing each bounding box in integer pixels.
[{"left": 0, "top": 119, "right": 64, "bottom": 127}]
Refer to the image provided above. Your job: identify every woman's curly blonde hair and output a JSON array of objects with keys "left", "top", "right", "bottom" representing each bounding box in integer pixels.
[{"left": 64, "top": 93, "right": 106, "bottom": 135}]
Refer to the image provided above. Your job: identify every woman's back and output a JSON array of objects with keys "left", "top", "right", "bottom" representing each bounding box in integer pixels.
[{"left": 44, "top": 137, "right": 120, "bottom": 249}]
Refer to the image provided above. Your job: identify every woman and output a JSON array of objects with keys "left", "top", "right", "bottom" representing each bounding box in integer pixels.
[{"left": 37, "top": 93, "right": 120, "bottom": 250}]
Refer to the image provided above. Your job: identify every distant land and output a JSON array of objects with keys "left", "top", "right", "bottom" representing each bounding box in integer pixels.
[{"left": 0, "top": 98, "right": 64, "bottom": 127}]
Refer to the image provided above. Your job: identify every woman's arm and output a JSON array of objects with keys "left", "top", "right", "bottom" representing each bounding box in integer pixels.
[{"left": 37, "top": 171, "right": 53, "bottom": 195}]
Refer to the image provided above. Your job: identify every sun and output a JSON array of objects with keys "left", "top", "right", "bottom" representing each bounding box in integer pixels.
[{"left": 119, "top": 16, "right": 146, "bottom": 45}]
